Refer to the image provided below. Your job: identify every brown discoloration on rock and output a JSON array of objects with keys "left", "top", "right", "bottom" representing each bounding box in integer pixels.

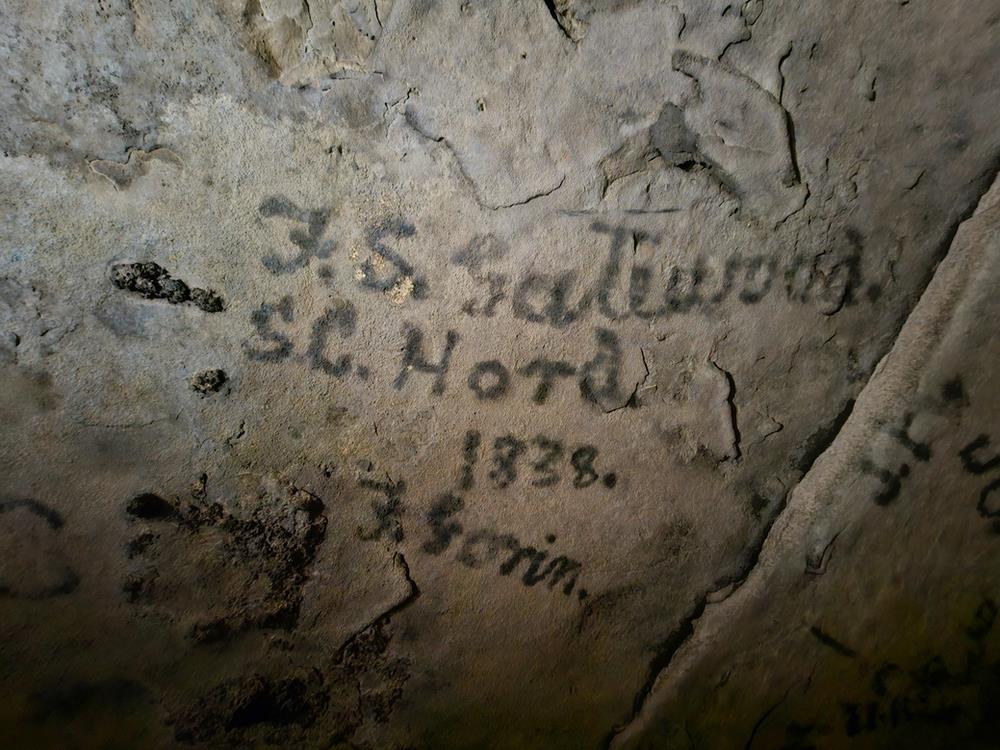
[{"left": 123, "top": 481, "right": 327, "bottom": 638}]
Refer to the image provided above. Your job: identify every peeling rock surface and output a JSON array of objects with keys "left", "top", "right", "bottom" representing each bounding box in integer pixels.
[{"left": 1, "top": 1, "right": 998, "bottom": 748}]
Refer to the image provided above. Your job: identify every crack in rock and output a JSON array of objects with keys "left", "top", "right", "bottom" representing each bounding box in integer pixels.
[{"left": 605, "top": 155, "right": 1000, "bottom": 750}]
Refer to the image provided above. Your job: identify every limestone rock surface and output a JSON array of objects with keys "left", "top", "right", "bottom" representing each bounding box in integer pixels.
[{"left": 1, "top": 1, "right": 998, "bottom": 748}]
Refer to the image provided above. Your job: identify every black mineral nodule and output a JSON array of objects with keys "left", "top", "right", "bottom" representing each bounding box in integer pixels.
[
  {"left": 110, "top": 262, "right": 224, "bottom": 312},
  {"left": 191, "top": 369, "right": 228, "bottom": 395}
]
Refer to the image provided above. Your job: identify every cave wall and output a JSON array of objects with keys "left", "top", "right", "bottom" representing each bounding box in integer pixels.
[{"left": 1, "top": 1, "right": 999, "bottom": 748}]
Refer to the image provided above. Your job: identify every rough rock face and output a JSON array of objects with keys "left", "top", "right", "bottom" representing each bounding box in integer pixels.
[{"left": 0, "top": 1, "right": 997, "bottom": 748}]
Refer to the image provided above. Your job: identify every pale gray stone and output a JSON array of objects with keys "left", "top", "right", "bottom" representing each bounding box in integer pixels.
[{"left": 0, "top": 1, "right": 998, "bottom": 747}]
